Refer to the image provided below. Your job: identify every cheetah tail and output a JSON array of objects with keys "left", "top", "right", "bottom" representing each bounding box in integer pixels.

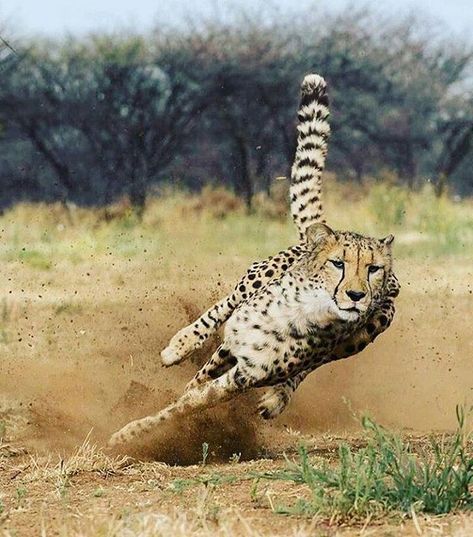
[{"left": 290, "top": 74, "right": 330, "bottom": 241}]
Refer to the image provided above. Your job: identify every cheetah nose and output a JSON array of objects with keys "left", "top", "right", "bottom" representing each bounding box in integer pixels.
[{"left": 346, "top": 290, "right": 366, "bottom": 302}]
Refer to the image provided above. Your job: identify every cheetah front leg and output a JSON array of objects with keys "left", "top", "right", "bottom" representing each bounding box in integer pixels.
[
  {"left": 257, "top": 292, "right": 398, "bottom": 420},
  {"left": 161, "top": 294, "right": 235, "bottom": 366},
  {"left": 258, "top": 370, "right": 310, "bottom": 419},
  {"left": 329, "top": 296, "right": 396, "bottom": 362},
  {"left": 255, "top": 306, "right": 394, "bottom": 423},
  {"left": 161, "top": 248, "right": 303, "bottom": 367}
]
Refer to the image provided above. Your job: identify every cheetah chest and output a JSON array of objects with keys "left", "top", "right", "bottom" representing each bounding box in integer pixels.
[{"left": 225, "top": 276, "right": 361, "bottom": 381}]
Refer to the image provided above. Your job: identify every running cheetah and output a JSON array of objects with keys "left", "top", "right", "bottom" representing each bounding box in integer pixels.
[{"left": 109, "top": 74, "right": 399, "bottom": 446}]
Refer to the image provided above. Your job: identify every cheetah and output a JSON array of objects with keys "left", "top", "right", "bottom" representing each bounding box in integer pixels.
[
  {"left": 160, "top": 75, "right": 399, "bottom": 370},
  {"left": 109, "top": 74, "right": 399, "bottom": 446}
]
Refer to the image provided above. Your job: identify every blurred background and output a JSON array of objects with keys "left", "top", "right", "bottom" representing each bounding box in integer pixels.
[
  {"left": 0, "top": 0, "right": 471, "bottom": 211},
  {"left": 0, "top": 2, "right": 471, "bottom": 448}
]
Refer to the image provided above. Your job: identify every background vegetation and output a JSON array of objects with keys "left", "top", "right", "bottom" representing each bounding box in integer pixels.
[
  {"left": 0, "top": 6, "right": 471, "bottom": 535},
  {"left": 0, "top": 6, "right": 472, "bottom": 214}
]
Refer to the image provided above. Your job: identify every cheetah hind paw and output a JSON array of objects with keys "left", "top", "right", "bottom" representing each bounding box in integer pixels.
[{"left": 258, "top": 389, "right": 290, "bottom": 420}]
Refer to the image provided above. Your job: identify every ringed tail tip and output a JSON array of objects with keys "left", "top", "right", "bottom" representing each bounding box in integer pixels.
[{"left": 301, "top": 74, "right": 327, "bottom": 95}]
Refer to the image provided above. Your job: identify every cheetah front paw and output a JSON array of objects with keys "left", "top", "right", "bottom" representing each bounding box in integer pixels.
[
  {"left": 258, "top": 389, "right": 290, "bottom": 420},
  {"left": 160, "top": 345, "right": 184, "bottom": 366},
  {"left": 161, "top": 326, "right": 201, "bottom": 366}
]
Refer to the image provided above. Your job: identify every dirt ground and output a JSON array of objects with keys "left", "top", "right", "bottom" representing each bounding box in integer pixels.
[
  {"left": 1, "top": 433, "right": 472, "bottom": 536},
  {"left": 0, "top": 220, "right": 472, "bottom": 534}
]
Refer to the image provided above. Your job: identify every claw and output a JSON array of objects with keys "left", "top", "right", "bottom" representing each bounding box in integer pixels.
[
  {"left": 258, "top": 406, "right": 272, "bottom": 420},
  {"left": 257, "top": 390, "right": 289, "bottom": 420}
]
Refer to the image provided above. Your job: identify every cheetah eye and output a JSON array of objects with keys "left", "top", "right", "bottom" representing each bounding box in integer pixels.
[
  {"left": 330, "top": 259, "right": 344, "bottom": 269},
  {"left": 368, "top": 265, "right": 381, "bottom": 274}
]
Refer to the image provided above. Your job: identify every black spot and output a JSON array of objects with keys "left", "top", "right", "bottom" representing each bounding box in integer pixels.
[
  {"left": 248, "top": 273, "right": 256, "bottom": 280},
  {"left": 265, "top": 269, "right": 274, "bottom": 277},
  {"left": 239, "top": 285, "right": 246, "bottom": 292},
  {"left": 218, "top": 348, "right": 230, "bottom": 358},
  {"left": 252, "top": 280, "right": 262, "bottom": 289},
  {"left": 366, "top": 323, "right": 376, "bottom": 334},
  {"left": 379, "top": 315, "right": 388, "bottom": 326},
  {"left": 233, "top": 369, "right": 246, "bottom": 388},
  {"left": 272, "top": 330, "right": 285, "bottom": 343}
]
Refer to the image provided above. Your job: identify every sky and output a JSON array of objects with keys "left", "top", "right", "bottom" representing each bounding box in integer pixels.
[{"left": 0, "top": 0, "right": 471, "bottom": 41}]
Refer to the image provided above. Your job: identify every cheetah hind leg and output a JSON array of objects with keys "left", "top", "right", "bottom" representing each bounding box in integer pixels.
[
  {"left": 109, "top": 366, "right": 244, "bottom": 447},
  {"left": 258, "top": 370, "right": 309, "bottom": 419},
  {"left": 184, "top": 345, "right": 236, "bottom": 392}
]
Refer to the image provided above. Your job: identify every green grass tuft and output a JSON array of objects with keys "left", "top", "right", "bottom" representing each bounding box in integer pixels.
[
  {"left": 256, "top": 406, "right": 473, "bottom": 520},
  {"left": 17, "top": 249, "right": 52, "bottom": 270}
]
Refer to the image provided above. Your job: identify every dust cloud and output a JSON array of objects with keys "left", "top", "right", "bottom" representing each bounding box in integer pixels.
[{"left": 1, "top": 259, "right": 471, "bottom": 463}]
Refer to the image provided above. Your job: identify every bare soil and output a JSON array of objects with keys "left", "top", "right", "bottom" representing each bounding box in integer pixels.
[{"left": 0, "top": 246, "right": 471, "bottom": 535}]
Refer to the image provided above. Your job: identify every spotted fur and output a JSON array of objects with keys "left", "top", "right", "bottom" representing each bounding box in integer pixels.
[
  {"left": 110, "top": 224, "right": 397, "bottom": 446},
  {"left": 161, "top": 74, "right": 331, "bottom": 367},
  {"left": 109, "top": 74, "right": 400, "bottom": 447}
]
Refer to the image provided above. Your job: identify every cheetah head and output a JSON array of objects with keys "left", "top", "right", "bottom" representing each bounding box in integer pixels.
[{"left": 302, "top": 223, "right": 394, "bottom": 319}]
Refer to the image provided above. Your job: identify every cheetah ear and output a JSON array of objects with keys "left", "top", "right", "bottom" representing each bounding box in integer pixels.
[
  {"left": 380, "top": 234, "right": 394, "bottom": 246},
  {"left": 306, "top": 223, "right": 336, "bottom": 247}
]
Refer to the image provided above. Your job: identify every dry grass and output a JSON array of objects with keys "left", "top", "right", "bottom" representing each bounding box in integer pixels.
[
  {"left": 39, "top": 510, "right": 473, "bottom": 537},
  {"left": 1, "top": 439, "right": 471, "bottom": 536},
  {"left": 23, "top": 435, "right": 134, "bottom": 486},
  {"left": 2, "top": 181, "right": 471, "bottom": 273},
  {"left": 0, "top": 180, "right": 471, "bottom": 535}
]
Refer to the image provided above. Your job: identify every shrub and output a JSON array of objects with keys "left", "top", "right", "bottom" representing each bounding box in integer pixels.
[{"left": 368, "top": 183, "right": 410, "bottom": 228}]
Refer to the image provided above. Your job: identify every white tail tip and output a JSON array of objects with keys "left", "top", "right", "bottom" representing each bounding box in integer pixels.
[{"left": 301, "top": 74, "right": 326, "bottom": 94}]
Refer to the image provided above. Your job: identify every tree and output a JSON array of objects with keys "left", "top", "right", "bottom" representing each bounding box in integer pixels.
[{"left": 73, "top": 37, "right": 214, "bottom": 214}]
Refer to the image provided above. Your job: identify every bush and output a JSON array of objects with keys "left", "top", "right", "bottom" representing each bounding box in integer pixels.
[{"left": 368, "top": 183, "right": 410, "bottom": 228}]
